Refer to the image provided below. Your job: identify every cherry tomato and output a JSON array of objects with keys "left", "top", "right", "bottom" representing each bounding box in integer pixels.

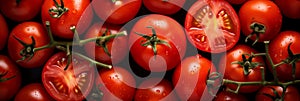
[
  {"left": 213, "top": 91, "right": 248, "bottom": 101},
  {"left": 42, "top": 52, "right": 95, "bottom": 101},
  {"left": 226, "top": 0, "right": 247, "bottom": 5},
  {"left": 255, "top": 86, "right": 300, "bottom": 101},
  {"left": 92, "top": 0, "right": 142, "bottom": 25},
  {"left": 185, "top": 0, "right": 240, "bottom": 53},
  {"left": 239, "top": 0, "right": 282, "bottom": 44},
  {"left": 268, "top": 31, "right": 300, "bottom": 81},
  {"left": 0, "top": 55, "right": 22, "bottom": 101},
  {"left": 14, "top": 83, "right": 54, "bottom": 101},
  {"left": 84, "top": 22, "right": 128, "bottom": 65},
  {"left": 7, "top": 22, "right": 53, "bottom": 68},
  {"left": 41, "top": 0, "right": 92, "bottom": 39},
  {"left": 96, "top": 67, "right": 136, "bottom": 101},
  {"left": 143, "top": 0, "right": 186, "bottom": 15},
  {"left": 129, "top": 14, "right": 186, "bottom": 72},
  {"left": 172, "top": 54, "right": 216, "bottom": 100},
  {"left": 274, "top": 0, "right": 300, "bottom": 19},
  {"left": 0, "top": 14, "right": 8, "bottom": 50},
  {"left": 0, "top": 0, "right": 43, "bottom": 22},
  {"left": 134, "top": 78, "right": 177, "bottom": 101},
  {"left": 219, "top": 44, "right": 266, "bottom": 93}
]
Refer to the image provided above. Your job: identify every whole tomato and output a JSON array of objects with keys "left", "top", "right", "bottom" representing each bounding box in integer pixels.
[
  {"left": 0, "top": 55, "right": 22, "bottom": 101},
  {"left": 7, "top": 22, "right": 53, "bottom": 68},
  {"left": 129, "top": 14, "right": 186, "bottom": 72},
  {"left": 239, "top": 0, "right": 282, "bottom": 44},
  {"left": 213, "top": 91, "right": 248, "bottom": 101},
  {"left": 143, "top": 0, "right": 186, "bottom": 15},
  {"left": 274, "top": 0, "right": 300, "bottom": 19},
  {"left": 219, "top": 44, "right": 266, "bottom": 93},
  {"left": 0, "top": 0, "right": 43, "bottom": 22},
  {"left": 185, "top": 0, "right": 240, "bottom": 53},
  {"left": 0, "top": 14, "right": 8, "bottom": 50},
  {"left": 255, "top": 86, "right": 300, "bottom": 101},
  {"left": 14, "top": 83, "right": 54, "bottom": 101}
]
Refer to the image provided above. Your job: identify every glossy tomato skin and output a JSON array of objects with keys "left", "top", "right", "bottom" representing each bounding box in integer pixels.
[
  {"left": 185, "top": 0, "right": 240, "bottom": 53},
  {"left": 143, "top": 0, "right": 186, "bottom": 15},
  {"left": 8, "top": 22, "right": 53, "bottom": 68},
  {"left": 219, "top": 44, "right": 266, "bottom": 93},
  {"left": 0, "top": 14, "right": 8, "bottom": 50},
  {"left": 274, "top": 0, "right": 300, "bottom": 19},
  {"left": 213, "top": 91, "right": 248, "bottom": 101},
  {"left": 0, "top": 0, "right": 43, "bottom": 22},
  {"left": 0, "top": 55, "right": 22, "bottom": 101},
  {"left": 84, "top": 23, "right": 128, "bottom": 65},
  {"left": 268, "top": 31, "right": 300, "bottom": 81},
  {"left": 14, "top": 83, "right": 54, "bottom": 101},
  {"left": 172, "top": 54, "right": 216, "bottom": 101},
  {"left": 129, "top": 14, "right": 186, "bottom": 72},
  {"left": 255, "top": 86, "right": 300, "bottom": 101},
  {"left": 96, "top": 67, "right": 136, "bottom": 101},
  {"left": 42, "top": 52, "right": 95, "bottom": 101},
  {"left": 239, "top": 0, "right": 282, "bottom": 42},
  {"left": 92, "top": 0, "right": 142, "bottom": 25},
  {"left": 41, "top": 0, "right": 92, "bottom": 39}
]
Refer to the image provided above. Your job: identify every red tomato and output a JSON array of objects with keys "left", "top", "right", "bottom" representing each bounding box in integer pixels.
[
  {"left": 92, "top": 0, "right": 142, "bottom": 25},
  {"left": 185, "top": 0, "right": 240, "bottom": 53},
  {"left": 14, "top": 83, "right": 54, "bottom": 101},
  {"left": 0, "top": 14, "right": 8, "bottom": 50},
  {"left": 134, "top": 78, "right": 177, "bottom": 101},
  {"left": 226, "top": 0, "right": 247, "bottom": 5},
  {"left": 172, "top": 54, "right": 216, "bottom": 101},
  {"left": 42, "top": 52, "right": 95, "bottom": 101},
  {"left": 219, "top": 44, "right": 266, "bottom": 93},
  {"left": 84, "top": 23, "right": 128, "bottom": 65},
  {"left": 268, "top": 31, "right": 300, "bottom": 81},
  {"left": 41, "top": 0, "right": 92, "bottom": 39},
  {"left": 213, "top": 91, "right": 248, "bottom": 101},
  {"left": 129, "top": 14, "right": 186, "bottom": 72},
  {"left": 7, "top": 22, "right": 53, "bottom": 68},
  {"left": 96, "top": 67, "right": 136, "bottom": 101},
  {"left": 274, "top": 0, "right": 300, "bottom": 19},
  {"left": 0, "top": 55, "right": 22, "bottom": 101},
  {"left": 0, "top": 0, "right": 43, "bottom": 22},
  {"left": 143, "top": 0, "right": 186, "bottom": 15},
  {"left": 239, "top": 0, "right": 282, "bottom": 43},
  {"left": 255, "top": 86, "right": 300, "bottom": 101}
]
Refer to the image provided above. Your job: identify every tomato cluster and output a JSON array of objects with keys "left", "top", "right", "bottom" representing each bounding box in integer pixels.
[{"left": 1, "top": 0, "right": 300, "bottom": 101}]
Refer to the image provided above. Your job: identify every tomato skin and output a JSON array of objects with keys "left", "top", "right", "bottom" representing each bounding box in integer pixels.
[
  {"left": 268, "top": 31, "right": 300, "bottom": 81},
  {"left": 8, "top": 22, "right": 53, "bottom": 68},
  {"left": 226, "top": 0, "right": 247, "bottom": 5},
  {"left": 14, "top": 83, "right": 54, "bottom": 101},
  {"left": 0, "top": 0, "right": 43, "bottom": 22},
  {"left": 213, "top": 91, "right": 248, "bottom": 101},
  {"left": 143, "top": 0, "right": 186, "bottom": 15},
  {"left": 219, "top": 44, "right": 266, "bottom": 93},
  {"left": 0, "top": 14, "right": 8, "bottom": 50},
  {"left": 92, "top": 0, "right": 142, "bottom": 25},
  {"left": 274, "top": 0, "right": 300, "bottom": 19},
  {"left": 255, "top": 86, "right": 300, "bottom": 101},
  {"left": 0, "top": 55, "right": 22, "bottom": 101},
  {"left": 96, "top": 67, "right": 136, "bottom": 101},
  {"left": 239, "top": 0, "right": 282, "bottom": 42}
]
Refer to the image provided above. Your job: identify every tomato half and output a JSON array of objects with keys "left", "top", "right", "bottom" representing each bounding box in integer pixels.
[
  {"left": 42, "top": 52, "right": 95, "bottom": 101},
  {"left": 143, "top": 0, "right": 186, "bottom": 15},
  {"left": 255, "top": 86, "right": 300, "bottom": 101},
  {"left": 274, "top": 0, "right": 300, "bottom": 19},
  {"left": 0, "top": 13, "right": 8, "bottom": 50},
  {"left": 213, "top": 91, "right": 248, "bottom": 101},
  {"left": 14, "top": 83, "right": 54, "bottom": 101},
  {"left": 185, "top": 0, "right": 240, "bottom": 53}
]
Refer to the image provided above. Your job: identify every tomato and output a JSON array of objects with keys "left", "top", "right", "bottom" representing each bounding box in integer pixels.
[
  {"left": 172, "top": 54, "right": 216, "bottom": 101},
  {"left": 185, "top": 0, "right": 240, "bottom": 53},
  {"left": 219, "top": 44, "right": 266, "bottom": 93},
  {"left": 14, "top": 83, "right": 54, "bottom": 101},
  {"left": 129, "top": 14, "right": 186, "bottom": 72},
  {"left": 42, "top": 52, "right": 95, "bottom": 101},
  {"left": 239, "top": 0, "right": 282, "bottom": 44},
  {"left": 134, "top": 78, "right": 177, "bottom": 101},
  {"left": 255, "top": 86, "right": 300, "bottom": 101},
  {"left": 143, "top": 0, "right": 186, "bottom": 15},
  {"left": 8, "top": 22, "right": 53, "bottom": 68},
  {"left": 268, "top": 31, "right": 300, "bottom": 81},
  {"left": 41, "top": 0, "right": 92, "bottom": 39},
  {"left": 274, "top": 0, "right": 300, "bottom": 19},
  {"left": 96, "top": 67, "right": 136, "bottom": 101},
  {"left": 0, "top": 55, "right": 22, "bottom": 101},
  {"left": 226, "top": 0, "right": 247, "bottom": 5},
  {"left": 0, "top": 14, "right": 8, "bottom": 50},
  {"left": 213, "top": 91, "right": 248, "bottom": 101},
  {"left": 0, "top": 0, "right": 43, "bottom": 22},
  {"left": 92, "top": 0, "right": 142, "bottom": 25},
  {"left": 84, "top": 22, "right": 128, "bottom": 65}
]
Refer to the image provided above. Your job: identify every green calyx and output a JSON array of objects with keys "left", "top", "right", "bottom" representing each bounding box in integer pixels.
[
  {"left": 0, "top": 71, "right": 16, "bottom": 82},
  {"left": 49, "top": 0, "right": 69, "bottom": 18},
  {"left": 245, "top": 22, "right": 266, "bottom": 46},
  {"left": 285, "top": 43, "right": 300, "bottom": 80},
  {"left": 14, "top": 35, "right": 36, "bottom": 62},
  {"left": 232, "top": 53, "right": 263, "bottom": 76}
]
